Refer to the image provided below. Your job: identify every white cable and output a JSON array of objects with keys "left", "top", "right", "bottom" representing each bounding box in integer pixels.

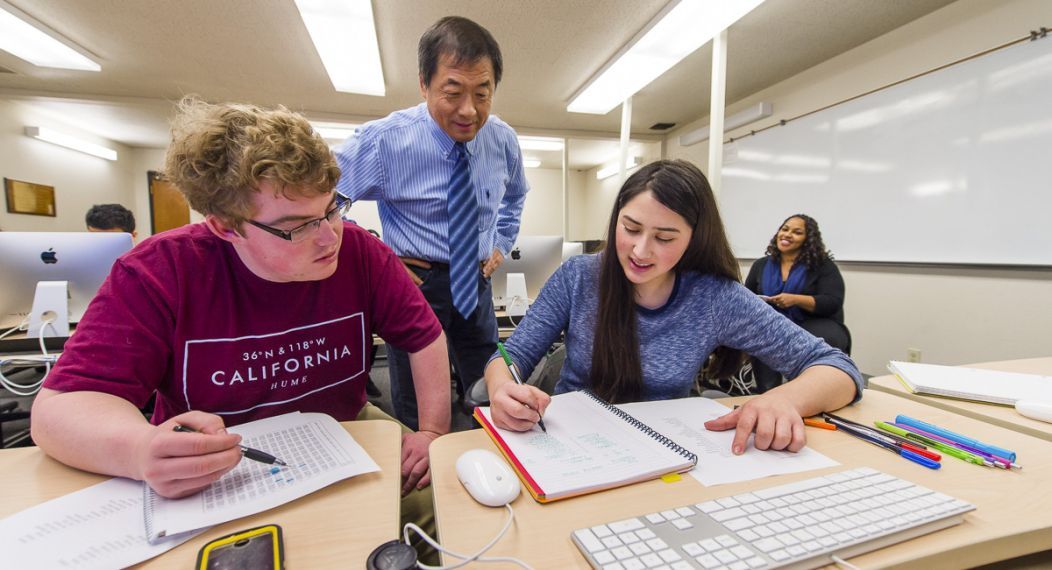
[
  {"left": 505, "top": 296, "right": 533, "bottom": 328},
  {"left": 403, "top": 503, "right": 533, "bottom": 570},
  {"left": 831, "top": 554, "right": 862, "bottom": 570},
  {"left": 0, "top": 315, "right": 30, "bottom": 341},
  {"left": 0, "top": 315, "right": 58, "bottom": 397}
]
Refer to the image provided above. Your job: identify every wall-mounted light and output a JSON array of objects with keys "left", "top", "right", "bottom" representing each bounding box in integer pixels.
[
  {"left": 597, "top": 156, "right": 641, "bottom": 180},
  {"left": 0, "top": 1, "right": 100, "bottom": 71},
  {"left": 294, "top": 0, "right": 385, "bottom": 96},
  {"left": 568, "top": 0, "right": 766, "bottom": 115},
  {"left": 310, "top": 121, "right": 361, "bottom": 143},
  {"left": 25, "top": 126, "right": 117, "bottom": 161},
  {"left": 523, "top": 158, "right": 542, "bottom": 168},
  {"left": 518, "top": 136, "right": 564, "bottom": 152},
  {"left": 679, "top": 102, "right": 772, "bottom": 146}
]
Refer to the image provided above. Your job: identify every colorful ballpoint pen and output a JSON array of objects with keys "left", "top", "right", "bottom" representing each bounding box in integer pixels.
[
  {"left": 896, "top": 415, "right": 1016, "bottom": 462},
  {"left": 878, "top": 421, "right": 993, "bottom": 467}
]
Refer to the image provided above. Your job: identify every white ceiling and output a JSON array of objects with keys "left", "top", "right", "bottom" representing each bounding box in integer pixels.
[{"left": 0, "top": 0, "right": 957, "bottom": 170}]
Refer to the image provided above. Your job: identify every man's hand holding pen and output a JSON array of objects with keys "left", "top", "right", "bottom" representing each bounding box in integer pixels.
[{"left": 135, "top": 411, "right": 243, "bottom": 499}]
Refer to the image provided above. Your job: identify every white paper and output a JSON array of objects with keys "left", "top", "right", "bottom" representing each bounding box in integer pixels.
[
  {"left": 0, "top": 477, "right": 202, "bottom": 570},
  {"left": 478, "top": 391, "right": 694, "bottom": 499},
  {"left": 889, "top": 361, "right": 1051, "bottom": 405},
  {"left": 617, "top": 398, "right": 839, "bottom": 486},
  {"left": 147, "top": 411, "right": 379, "bottom": 540}
]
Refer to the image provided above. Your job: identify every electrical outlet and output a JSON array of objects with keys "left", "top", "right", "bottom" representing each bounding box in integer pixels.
[{"left": 907, "top": 348, "right": 922, "bottom": 363}]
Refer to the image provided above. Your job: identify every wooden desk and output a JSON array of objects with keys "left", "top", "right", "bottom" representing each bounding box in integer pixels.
[
  {"left": 0, "top": 420, "right": 401, "bottom": 568},
  {"left": 868, "top": 357, "right": 1052, "bottom": 442},
  {"left": 431, "top": 390, "right": 1052, "bottom": 569}
]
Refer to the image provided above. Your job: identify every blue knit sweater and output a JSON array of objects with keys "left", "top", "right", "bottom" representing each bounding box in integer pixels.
[{"left": 498, "top": 254, "right": 863, "bottom": 402}]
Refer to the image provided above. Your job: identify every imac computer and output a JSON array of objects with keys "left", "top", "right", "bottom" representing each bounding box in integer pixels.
[
  {"left": 562, "top": 241, "right": 584, "bottom": 261},
  {"left": 0, "top": 232, "right": 133, "bottom": 336},
  {"left": 491, "top": 235, "right": 564, "bottom": 312}
]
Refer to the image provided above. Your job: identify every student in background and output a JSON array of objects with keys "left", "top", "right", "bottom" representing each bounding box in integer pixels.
[
  {"left": 336, "top": 16, "right": 529, "bottom": 430},
  {"left": 32, "top": 98, "right": 449, "bottom": 559},
  {"left": 85, "top": 203, "right": 137, "bottom": 238},
  {"left": 484, "top": 160, "right": 862, "bottom": 455},
  {"left": 744, "top": 214, "right": 851, "bottom": 393}
]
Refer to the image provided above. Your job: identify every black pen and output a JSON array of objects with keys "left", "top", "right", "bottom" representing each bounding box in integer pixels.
[{"left": 173, "top": 425, "right": 288, "bottom": 466}]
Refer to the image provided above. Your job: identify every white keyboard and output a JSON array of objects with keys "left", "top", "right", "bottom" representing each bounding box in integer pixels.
[{"left": 571, "top": 468, "right": 974, "bottom": 570}]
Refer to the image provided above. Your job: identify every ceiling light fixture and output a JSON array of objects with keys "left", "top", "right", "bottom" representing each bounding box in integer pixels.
[
  {"left": 310, "top": 121, "right": 361, "bottom": 143},
  {"left": 597, "top": 156, "right": 641, "bottom": 180},
  {"left": 518, "top": 136, "right": 564, "bottom": 152},
  {"left": 567, "top": 0, "right": 765, "bottom": 115},
  {"left": 523, "top": 158, "right": 542, "bottom": 168},
  {"left": 679, "top": 102, "right": 772, "bottom": 146},
  {"left": 294, "top": 0, "right": 385, "bottom": 96},
  {"left": 0, "top": 1, "right": 100, "bottom": 71},
  {"left": 25, "top": 126, "right": 117, "bottom": 161}
]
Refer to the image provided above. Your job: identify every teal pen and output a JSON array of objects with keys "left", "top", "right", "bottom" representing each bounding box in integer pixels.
[
  {"left": 496, "top": 342, "right": 547, "bottom": 433},
  {"left": 875, "top": 421, "right": 992, "bottom": 468}
]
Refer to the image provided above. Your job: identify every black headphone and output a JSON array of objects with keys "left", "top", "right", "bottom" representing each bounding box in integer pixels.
[{"left": 366, "top": 540, "right": 418, "bottom": 570}]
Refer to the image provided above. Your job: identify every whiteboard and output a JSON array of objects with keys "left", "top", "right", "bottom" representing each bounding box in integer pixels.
[{"left": 720, "top": 37, "right": 1052, "bottom": 266}]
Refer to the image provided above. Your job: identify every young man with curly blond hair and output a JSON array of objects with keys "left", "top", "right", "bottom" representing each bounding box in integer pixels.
[{"left": 31, "top": 98, "right": 449, "bottom": 552}]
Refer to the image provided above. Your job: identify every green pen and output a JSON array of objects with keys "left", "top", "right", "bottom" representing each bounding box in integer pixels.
[
  {"left": 497, "top": 341, "right": 547, "bottom": 432},
  {"left": 875, "top": 421, "right": 991, "bottom": 467}
]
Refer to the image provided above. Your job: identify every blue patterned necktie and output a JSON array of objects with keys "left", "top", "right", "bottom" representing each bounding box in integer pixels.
[{"left": 447, "top": 142, "right": 479, "bottom": 318}]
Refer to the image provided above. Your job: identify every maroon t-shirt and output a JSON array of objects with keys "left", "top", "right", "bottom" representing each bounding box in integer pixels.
[{"left": 44, "top": 222, "right": 441, "bottom": 426}]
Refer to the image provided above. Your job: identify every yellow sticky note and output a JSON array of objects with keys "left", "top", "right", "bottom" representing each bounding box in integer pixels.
[{"left": 660, "top": 473, "right": 682, "bottom": 483}]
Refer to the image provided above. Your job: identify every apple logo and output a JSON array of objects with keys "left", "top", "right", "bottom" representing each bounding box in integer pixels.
[
  {"left": 510, "top": 247, "right": 521, "bottom": 261},
  {"left": 40, "top": 248, "right": 58, "bottom": 264}
]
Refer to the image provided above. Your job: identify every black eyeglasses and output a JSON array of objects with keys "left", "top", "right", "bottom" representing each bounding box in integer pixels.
[{"left": 246, "top": 196, "right": 352, "bottom": 242}]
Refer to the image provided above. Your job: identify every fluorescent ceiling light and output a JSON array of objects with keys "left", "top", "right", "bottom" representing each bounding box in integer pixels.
[
  {"left": 523, "top": 158, "right": 542, "bottom": 168},
  {"left": 25, "top": 126, "right": 117, "bottom": 161},
  {"left": 597, "top": 156, "right": 641, "bottom": 180},
  {"left": 0, "top": 1, "right": 99, "bottom": 71},
  {"left": 679, "top": 102, "right": 773, "bottom": 146},
  {"left": 568, "top": 0, "right": 765, "bottom": 114},
  {"left": 518, "top": 136, "right": 564, "bottom": 152},
  {"left": 294, "top": 0, "right": 385, "bottom": 96},
  {"left": 310, "top": 121, "right": 361, "bottom": 142}
]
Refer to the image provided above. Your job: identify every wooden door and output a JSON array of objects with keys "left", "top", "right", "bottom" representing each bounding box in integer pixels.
[{"left": 148, "top": 171, "right": 190, "bottom": 234}]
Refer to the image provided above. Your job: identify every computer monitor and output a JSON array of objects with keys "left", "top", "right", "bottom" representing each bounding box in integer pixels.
[
  {"left": 562, "top": 241, "right": 584, "bottom": 261},
  {"left": 0, "top": 232, "right": 133, "bottom": 331},
  {"left": 491, "top": 235, "right": 564, "bottom": 308}
]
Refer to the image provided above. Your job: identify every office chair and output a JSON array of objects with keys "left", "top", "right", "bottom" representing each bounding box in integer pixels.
[{"left": 462, "top": 344, "right": 566, "bottom": 411}]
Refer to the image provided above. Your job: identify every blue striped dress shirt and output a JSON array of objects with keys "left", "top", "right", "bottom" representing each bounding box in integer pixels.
[{"left": 335, "top": 103, "right": 529, "bottom": 263}]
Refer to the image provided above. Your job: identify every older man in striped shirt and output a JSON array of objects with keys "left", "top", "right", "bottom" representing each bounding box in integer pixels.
[{"left": 336, "top": 16, "right": 529, "bottom": 430}]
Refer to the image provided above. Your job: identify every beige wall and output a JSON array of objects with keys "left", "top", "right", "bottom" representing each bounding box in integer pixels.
[
  {"left": 519, "top": 167, "right": 564, "bottom": 237},
  {"left": 674, "top": 0, "right": 1052, "bottom": 375},
  {"left": 0, "top": 99, "right": 137, "bottom": 234}
]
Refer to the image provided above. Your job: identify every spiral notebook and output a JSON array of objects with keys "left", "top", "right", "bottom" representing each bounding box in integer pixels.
[
  {"left": 143, "top": 412, "right": 379, "bottom": 543},
  {"left": 474, "top": 390, "right": 698, "bottom": 503}
]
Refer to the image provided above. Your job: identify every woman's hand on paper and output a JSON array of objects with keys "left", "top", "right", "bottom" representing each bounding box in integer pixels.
[
  {"left": 135, "top": 411, "right": 243, "bottom": 499},
  {"left": 490, "top": 381, "right": 551, "bottom": 432},
  {"left": 401, "top": 431, "right": 439, "bottom": 495},
  {"left": 703, "top": 395, "right": 806, "bottom": 455}
]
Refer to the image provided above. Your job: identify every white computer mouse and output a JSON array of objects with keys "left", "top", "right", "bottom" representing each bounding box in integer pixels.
[
  {"left": 455, "top": 449, "right": 521, "bottom": 507},
  {"left": 1015, "top": 400, "right": 1052, "bottom": 423}
]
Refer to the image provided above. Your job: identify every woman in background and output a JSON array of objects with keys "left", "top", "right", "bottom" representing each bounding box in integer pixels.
[
  {"left": 744, "top": 214, "right": 851, "bottom": 393},
  {"left": 485, "top": 160, "right": 862, "bottom": 455}
]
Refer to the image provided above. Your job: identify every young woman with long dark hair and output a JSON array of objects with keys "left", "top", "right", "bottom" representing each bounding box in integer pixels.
[{"left": 484, "top": 160, "right": 861, "bottom": 454}]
